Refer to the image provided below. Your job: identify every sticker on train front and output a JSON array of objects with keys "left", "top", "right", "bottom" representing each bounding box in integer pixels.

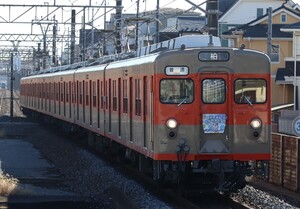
[{"left": 202, "top": 114, "right": 226, "bottom": 133}]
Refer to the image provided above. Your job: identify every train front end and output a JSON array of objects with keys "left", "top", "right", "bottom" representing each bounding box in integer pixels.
[{"left": 152, "top": 47, "right": 271, "bottom": 192}]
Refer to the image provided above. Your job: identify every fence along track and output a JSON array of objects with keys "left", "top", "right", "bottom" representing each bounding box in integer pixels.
[{"left": 0, "top": 89, "right": 22, "bottom": 117}]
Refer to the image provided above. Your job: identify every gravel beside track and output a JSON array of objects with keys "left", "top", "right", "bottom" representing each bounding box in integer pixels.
[
  {"left": 25, "top": 125, "right": 172, "bottom": 209},
  {"left": 232, "top": 185, "right": 300, "bottom": 209}
]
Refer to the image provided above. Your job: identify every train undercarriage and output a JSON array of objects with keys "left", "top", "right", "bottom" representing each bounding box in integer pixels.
[
  {"left": 152, "top": 160, "right": 248, "bottom": 193},
  {"left": 23, "top": 109, "right": 267, "bottom": 194}
]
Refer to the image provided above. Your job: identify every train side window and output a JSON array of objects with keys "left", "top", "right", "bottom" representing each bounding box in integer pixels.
[
  {"left": 113, "top": 80, "right": 117, "bottom": 111},
  {"left": 66, "top": 83, "right": 69, "bottom": 103},
  {"left": 202, "top": 79, "right": 225, "bottom": 104},
  {"left": 123, "top": 80, "right": 128, "bottom": 113},
  {"left": 92, "top": 81, "right": 96, "bottom": 107},
  {"left": 79, "top": 82, "right": 82, "bottom": 104},
  {"left": 135, "top": 79, "right": 141, "bottom": 116},
  {"left": 160, "top": 79, "right": 194, "bottom": 104},
  {"left": 56, "top": 83, "right": 59, "bottom": 101},
  {"left": 234, "top": 79, "right": 267, "bottom": 104},
  {"left": 100, "top": 81, "right": 104, "bottom": 109},
  {"left": 62, "top": 82, "right": 64, "bottom": 102},
  {"left": 85, "top": 81, "right": 89, "bottom": 106},
  {"left": 61, "top": 82, "right": 64, "bottom": 102}
]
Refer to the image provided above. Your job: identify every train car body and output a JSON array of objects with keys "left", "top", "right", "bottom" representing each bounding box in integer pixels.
[{"left": 20, "top": 36, "right": 271, "bottom": 192}]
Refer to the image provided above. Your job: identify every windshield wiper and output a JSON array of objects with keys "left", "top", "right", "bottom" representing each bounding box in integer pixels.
[
  {"left": 241, "top": 95, "right": 253, "bottom": 107},
  {"left": 177, "top": 97, "right": 187, "bottom": 107}
]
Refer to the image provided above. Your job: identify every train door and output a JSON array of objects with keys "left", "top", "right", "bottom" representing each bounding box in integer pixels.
[
  {"left": 108, "top": 79, "right": 112, "bottom": 133},
  {"left": 89, "top": 80, "right": 92, "bottom": 126},
  {"left": 83, "top": 81, "right": 86, "bottom": 123},
  {"left": 199, "top": 72, "right": 230, "bottom": 154},
  {"left": 45, "top": 83, "right": 47, "bottom": 111},
  {"left": 129, "top": 77, "right": 133, "bottom": 142},
  {"left": 97, "top": 80, "right": 100, "bottom": 129},
  {"left": 143, "top": 76, "right": 147, "bottom": 148},
  {"left": 77, "top": 81, "right": 80, "bottom": 121},
  {"left": 49, "top": 83, "right": 51, "bottom": 113},
  {"left": 54, "top": 83, "right": 56, "bottom": 114},
  {"left": 41, "top": 83, "right": 43, "bottom": 110},
  {"left": 69, "top": 81, "right": 72, "bottom": 118},
  {"left": 100, "top": 81, "right": 105, "bottom": 133},
  {"left": 38, "top": 83, "right": 40, "bottom": 110},
  {"left": 63, "top": 82, "right": 66, "bottom": 117},
  {"left": 104, "top": 80, "right": 108, "bottom": 133},
  {"left": 59, "top": 83, "right": 61, "bottom": 115},
  {"left": 118, "top": 78, "right": 121, "bottom": 137}
]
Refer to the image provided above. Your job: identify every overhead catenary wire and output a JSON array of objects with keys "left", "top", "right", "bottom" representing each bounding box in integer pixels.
[{"left": 78, "top": 0, "right": 206, "bottom": 55}]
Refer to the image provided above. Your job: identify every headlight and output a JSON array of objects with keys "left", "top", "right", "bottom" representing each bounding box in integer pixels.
[
  {"left": 250, "top": 118, "right": 262, "bottom": 129},
  {"left": 166, "top": 119, "right": 177, "bottom": 129}
]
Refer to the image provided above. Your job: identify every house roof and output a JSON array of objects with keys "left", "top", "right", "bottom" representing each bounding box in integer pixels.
[
  {"left": 219, "top": 0, "right": 286, "bottom": 23},
  {"left": 247, "top": 4, "right": 300, "bottom": 26},
  {"left": 276, "top": 68, "right": 292, "bottom": 82},
  {"left": 275, "top": 67, "right": 300, "bottom": 84},
  {"left": 222, "top": 4, "right": 300, "bottom": 38},
  {"left": 160, "top": 16, "right": 206, "bottom": 33},
  {"left": 219, "top": 0, "right": 238, "bottom": 17},
  {"left": 223, "top": 24, "right": 293, "bottom": 38},
  {"left": 281, "top": 21, "right": 300, "bottom": 29}
]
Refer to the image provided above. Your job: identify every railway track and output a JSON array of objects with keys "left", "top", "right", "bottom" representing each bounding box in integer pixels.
[
  {"left": 119, "top": 165, "right": 251, "bottom": 209},
  {"left": 69, "top": 130, "right": 252, "bottom": 209}
]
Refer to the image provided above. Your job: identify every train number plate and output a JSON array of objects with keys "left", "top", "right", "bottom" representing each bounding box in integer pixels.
[{"left": 202, "top": 114, "right": 226, "bottom": 133}]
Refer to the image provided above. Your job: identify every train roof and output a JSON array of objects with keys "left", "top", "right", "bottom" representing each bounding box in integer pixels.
[
  {"left": 24, "top": 35, "right": 221, "bottom": 76},
  {"left": 136, "top": 35, "right": 221, "bottom": 57},
  {"left": 21, "top": 35, "right": 270, "bottom": 81}
]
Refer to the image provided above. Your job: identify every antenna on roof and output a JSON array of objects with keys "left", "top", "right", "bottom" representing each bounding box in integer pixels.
[
  {"left": 208, "top": 34, "right": 214, "bottom": 46},
  {"left": 180, "top": 44, "right": 186, "bottom": 50}
]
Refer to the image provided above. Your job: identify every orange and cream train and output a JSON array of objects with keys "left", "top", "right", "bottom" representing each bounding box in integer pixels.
[{"left": 20, "top": 38, "right": 271, "bottom": 192}]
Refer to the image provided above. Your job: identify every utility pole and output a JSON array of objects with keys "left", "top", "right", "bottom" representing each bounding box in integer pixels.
[
  {"left": 82, "top": 8, "right": 86, "bottom": 61},
  {"left": 91, "top": 8, "right": 94, "bottom": 57},
  {"left": 52, "top": 18, "right": 57, "bottom": 65},
  {"left": 267, "top": 7, "right": 272, "bottom": 57},
  {"left": 10, "top": 53, "right": 14, "bottom": 121},
  {"left": 135, "top": 0, "right": 140, "bottom": 49},
  {"left": 115, "top": 0, "right": 122, "bottom": 53},
  {"left": 42, "top": 25, "right": 49, "bottom": 69},
  {"left": 103, "top": 0, "right": 107, "bottom": 55},
  {"left": 206, "top": 0, "right": 218, "bottom": 36},
  {"left": 37, "top": 43, "right": 41, "bottom": 71},
  {"left": 71, "top": 9, "right": 76, "bottom": 64},
  {"left": 184, "top": 0, "right": 217, "bottom": 36},
  {"left": 156, "top": 0, "right": 159, "bottom": 43}
]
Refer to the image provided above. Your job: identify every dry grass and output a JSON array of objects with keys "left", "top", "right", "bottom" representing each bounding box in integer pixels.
[{"left": 0, "top": 171, "right": 19, "bottom": 196}]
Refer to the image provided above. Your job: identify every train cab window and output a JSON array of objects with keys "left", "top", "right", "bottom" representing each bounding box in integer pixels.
[
  {"left": 234, "top": 79, "right": 267, "bottom": 104},
  {"left": 202, "top": 79, "right": 225, "bottom": 103},
  {"left": 160, "top": 79, "right": 194, "bottom": 104}
]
